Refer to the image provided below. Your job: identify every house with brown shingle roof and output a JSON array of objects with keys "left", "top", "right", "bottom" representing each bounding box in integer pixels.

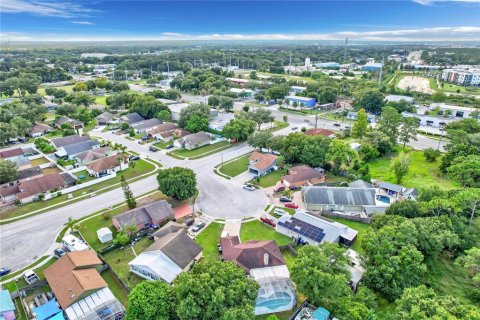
[
  {"left": 44, "top": 250, "right": 125, "bottom": 319},
  {"left": 16, "top": 173, "right": 67, "bottom": 203},
  {"left": 146, "top": 123, "right": 177, "bottom": 140},
  {"left": 304, "top": 128, "right": 335, "bottom": 138},
  {"left": 248, "top": 151, "right": 278, "bottom": 176},
  {"left": 220, "top": 236, "right": 296, "bottom": 316},
  {"left": 86, "top": 154, "right": 128, "bottom": 178},
  {"left": 0, "top": 148, "right": 25, "bottom": 161},
  {"left": 29, "top": 123, "right": 52, "bottom": 138},
  {"left": 74, "top": 147, "right": 115, "bottom": 165},
  {"left": 282, "top": 165, "right": 325, "bottom": 188}
]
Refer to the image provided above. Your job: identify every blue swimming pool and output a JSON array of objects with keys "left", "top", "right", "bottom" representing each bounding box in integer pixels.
[
  {"left": 376, "top": 194, "right": 391, "bottom": 204},
  {"left": 256, "top": 292, "right": 293, "bottom": 310}
]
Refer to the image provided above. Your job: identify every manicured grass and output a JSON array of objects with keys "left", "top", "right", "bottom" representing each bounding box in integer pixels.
[
  {"left": 74, "top": 169, "right": 96, "bottom": 182},
  {"left": 169, "top": 141, "right": 231, "bottom": 159},
  {"left": 265, "top": 121, "right": 289, "bottom": 133},
  {"left": 101, "top": 270, "right": 129, "bottom": 306},
  {"left": 0, "top": 159, "right": 157, "bottom": 221},
  {"left": 368, "top": 149, "right": 459, "bottom": 190},
  {"left": 102, "top": 245, "right": 144, "bottom": 289},
  {"left": 195, "top": 222, "right": 223, "bottom": 259},
  {"left": 94, "top": 95, "right": 108, "bottom": 106},
  {"left": 329, "top": 217, "right": 370, "bottom": 254},
  {"left": 250, "top": 169, "right": 286, "bottom": 188},
  {"left": 42, "top": 167, "right": 62, "bottom": 175},
  {"left": 218, "top": 154, "right": 250, "bottom": 177},
  {"left": 153, "top": 140, "right": 173, "bottom": 149},
  {"left": 30, "top": 157, "right": 50, "bottom": 166},
  {"left": 240, "top": 220, "right": 292, "bottom": 246}
]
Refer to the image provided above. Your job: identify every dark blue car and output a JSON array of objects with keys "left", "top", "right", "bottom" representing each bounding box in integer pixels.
[{"left": 0, "top": 267, "right": 11, "bottom": 277}]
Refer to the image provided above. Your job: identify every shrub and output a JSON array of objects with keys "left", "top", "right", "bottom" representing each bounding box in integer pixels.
[{"left": 424, "top": 148, "right": 441, "bottom": 162}]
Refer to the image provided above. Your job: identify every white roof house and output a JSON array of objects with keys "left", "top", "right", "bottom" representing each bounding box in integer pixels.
[
  {"left": 129, "top": 251, "right": 182, "bottom": 284},
  {"left": 96, "top": 227, "right": 113, "bottom": 244}
]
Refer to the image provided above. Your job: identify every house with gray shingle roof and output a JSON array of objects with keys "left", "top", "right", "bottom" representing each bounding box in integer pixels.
[
  {"left": 112, "top": 200, "right": 173, "bottom": 231},
  {"left": 174, "top": 132, "right": 214, "bottom": 150},
  {"left": 54, "top": 139, "right": 100, "bottom": 159}
]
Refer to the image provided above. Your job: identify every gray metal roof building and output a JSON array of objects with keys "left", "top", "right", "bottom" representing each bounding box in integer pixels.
[{"left": 303, "top": 186, "right": 377, "bottom": 206}]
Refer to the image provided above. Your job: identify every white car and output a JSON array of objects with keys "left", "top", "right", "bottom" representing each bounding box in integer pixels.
[
  {"left": 274, "top": 208, "right": 287, "bottom": 216},
  {"left": 23, "top": 270, "right": 40, "bottom": 285},
  {"left": 243, "top": 184, "right": 256, "bottom": 191}
]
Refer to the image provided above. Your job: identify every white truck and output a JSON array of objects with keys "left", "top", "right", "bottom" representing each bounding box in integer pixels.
[{"left": 23, "top": 270, "right": 40, "bottom": 285}]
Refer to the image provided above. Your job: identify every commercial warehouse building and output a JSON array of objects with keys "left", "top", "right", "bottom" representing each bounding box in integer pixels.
[{"left": 284, "top": 96, "right": 316, "bottom": 108}]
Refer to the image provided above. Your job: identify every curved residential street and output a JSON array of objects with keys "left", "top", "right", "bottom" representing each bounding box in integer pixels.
[{"left": 0, "top": 112, "right": 445, "bottom": 272}]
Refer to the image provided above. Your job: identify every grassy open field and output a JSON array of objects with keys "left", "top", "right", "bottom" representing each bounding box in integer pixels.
[
  {"left": 218, "top": 154, "right": 250, "bottom": 177},
  {"left": 195, "top": 222, "right": 223, "bottom": 259},
  {"left": 368, "top": 149, "right": 459, "bottom": 190},
  {"left": 168, "top": 141, "right": 231, "bottom": 159},
  {"left": 240, "top": 220, "right": 291, "bottom": 246}
]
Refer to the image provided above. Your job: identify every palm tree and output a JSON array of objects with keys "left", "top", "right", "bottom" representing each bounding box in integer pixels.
[
  {"left": 129, "top": 160, "right": 137, "bottom": 173},
  {"left": 65, "top": 217, "right": 79, "bottom": 232}
]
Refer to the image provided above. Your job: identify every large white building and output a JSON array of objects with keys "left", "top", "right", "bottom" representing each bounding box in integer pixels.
[{"left": 442, "top": 66, "right": 480, "bottom": 86}]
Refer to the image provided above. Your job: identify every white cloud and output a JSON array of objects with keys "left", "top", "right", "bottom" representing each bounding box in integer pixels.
[
  {"left": 1, "top": 26, "right": 480, "bottom": 42},
  {"left": 0, "top": 0, "right": 98, "bottom": 18},
  {"left": 71, "top": 21, "right": 94, "bottom": 25},
  {"left": 413, "top": 0, "right": 480, "bottom": 5}
]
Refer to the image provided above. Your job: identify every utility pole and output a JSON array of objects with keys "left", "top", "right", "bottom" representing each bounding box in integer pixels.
[{"left": 344, "top": 37, "right": 348, "bottom": 62}]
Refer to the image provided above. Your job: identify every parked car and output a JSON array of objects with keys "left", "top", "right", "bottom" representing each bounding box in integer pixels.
[
  {"left": 0, "top": 267, "right": 10, "bottom": 277},
  {"left": 185, "top": 218, "right": 195, "bottom": 226},
  {"left": 291, "top": 127, "right": 298, "bottom": 130},
  {"left": 273, "top": 185, "right": 285, "bottom": 193},
  {"left": 129, "top": 155, "right": 140, "bottom": 161},
  {"left": 192, "top": 221, "right": 206, "bottom": 232},
  {"left": 274, "top": 208, "right": 287, "bottom": 216},
  {"left": 141, "top": 135, "right": 149, "bottom": 141},
  {"left": 149, "top": 146, "right": 158, "bottom": 152},
  {"left": 285, "top": 202, "right": 299, "bottom": 209},
  {"left": 54, "top": 248, "right": 66, "bottom": 258},
  {"left": 333, "top": 123, "right": 341, "bottom": 127},
  {"left": 260, "top": 216, "right": 276, "bottom": 228},
  {"left": 279, "top": 196, "right": 292, "bottom": 202},
  {"left": 23, "top": 270, "right": 40, "bottom": 285},
  {"left": 243, "top": 184, "right": 256, "bottom": 191},
  {"left": 165, "top": 144, "right": 174, "bottom": 149}
]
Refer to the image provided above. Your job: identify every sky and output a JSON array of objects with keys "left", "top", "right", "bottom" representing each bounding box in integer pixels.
[{"left": 1, "top": 0, "right": 480, "bottom": 42}]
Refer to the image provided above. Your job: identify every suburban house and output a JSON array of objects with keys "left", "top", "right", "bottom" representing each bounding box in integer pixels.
[
  {"left": 168, "top": 103, "right": 189, "bottom": 121},
  {"left": 131, "top": 118, "right": 163, "bottom": 133},
  {"left": 158, "top": 128, "right": 189, "bottom": 142},
  {"left": 248, "top": 152, "right": 278, "bottom": 176},
  {"left": 146, "top": 122, "right": 177, "bottom": 138},
  {"left": 377, "top": 181, "right": 418, "bottom": 200},
  {"left": 0, "top": 148, "right": 26, "bottom": 161},
  {"left": 85, "top": 154, "right": 128, "bottom": 178},
  {"left": 55, "top": 139, "right": 100, "bottom": 159},
  {"left": 29, "top": 123, "right": 52, "bottom": 138},
  {"left": 304, "top": 128, "right": 335, "bottom": 138},
  {"left": 128, "top": 222, "right": 203, "bottom": 284},
  {"left": 220, "top": 236, "right": 296, "bottom": 315},
  {"left": 54, "top": 116, "right": 84, "bottom": 130},
  {"left": 15, "top": 166, "right": 43, "bottom": 183},
  {"left": 120, "top": 112, "right": 144, "bottom": 125},
  {"left": 44, "top": 250, "right": 125, "bottom": 320},
  {"left": 51, "top": 135, "right": 90, "bottom": 149},
  {"left": 302, "top": 186, "right": 388, "bottom": 216},
  {"left": 174, "top": 132, "right": 215, "bottom": 150},
  {"left": 112, "top": 200, "right": 174, "bottom": 231},
  {"left": 347, "top": 111, "right": 376, "bottom": 123},
  {"left": 290, "top": 301, "right": 332, "bottom": 320},
  {"left": 16, "top": 173, "right": 68, "bottom": 203},
  {"left": 96, "top": 112, "right": 115, "bottom": 125},
  {"left": 74, "top": 147, "right": 116, "bottom": 165},
  {"left": 282, "top": 165, "right": 325, "bottom": 188},
  {"left": 276, "top": 210, "right": 358, "bottom": 246},
  {"left": 348, "top": 179, "right": 373, "bottom": 189},
  {"left": 208, "top": 113, "right": 235, "bottom": 131},
  {"left": 0, "top": 290, "right": 15, "bottom": 320}
]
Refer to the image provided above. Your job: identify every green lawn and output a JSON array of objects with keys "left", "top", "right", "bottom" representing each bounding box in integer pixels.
[
  {"left": 195, "top": 222, "right": 223, "bottom": 259},
  {"left": 265, "top": 121, "right": 289, "bottom": 133},
  {"left": 240, "top": 220, "right": 292, "bottom": 246},
  {"left": 101, "top": 270, "right": 129, "bottom": 306},
  {"left": 94, "top": 95, "right": 108, "bottom": 106},
  {"left": 102, "top": 245, "right": 145, "bottom": 289},
  {"left": 329, "top": 217, "right": 370, "bottom": 254},
  {"left": 218, "top": 154, "right": 250, "bottom": 177},
  {"left": 169, "top": 141, "right": 232, "bottom": 159},
  {"left": 368, "top": 149, "right": 459, "bottom": 190},
  {"left": 0, "top": 159, "right": 157, "bottom": 221},
  {"left": 153, "top": 140, "right": 174, "bottom": 149},
  {"left": 250, "top": 169, "right": 286, "bottom": 188},
  {"left": 74, "top": 170, "right": 96, "bottom": 182}
]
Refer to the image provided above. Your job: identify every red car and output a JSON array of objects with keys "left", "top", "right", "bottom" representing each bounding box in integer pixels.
[
  {"left": 285, "top": 202, "right": 299, "bottom": 209},
  {"left": 260, "top": 216, "right": 276, "bottom": 228}
]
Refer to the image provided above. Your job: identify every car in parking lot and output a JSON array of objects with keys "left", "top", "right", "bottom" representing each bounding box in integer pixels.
[
  {"left": 285, "top": 202, "right": 299, "bottom": 209},
  {"left": 185, "top": 218, "right": 195, "bottom": 226},
  {"left": 279, "top": 196, "right": 292, "bottom": 202},
  {"left": 0, "top": 267, "right": 10, "bottom": 277},
  {"left": 243, "top": 184, "right": 256, "bottom": 191},
  {"left": 260, "top": 216, "right": 276, "bottom": 228},
  {"left": 273, "top": 185, "right": 285, "bottom": 193},
  {"left": 274, "top": 208, "right": 287, "bottom": 216},
  {"left": 192, "top": 221, "right": 206, "bottom": 232},
  {"left": 23, "top": 270, "right": 40, "bottom": 285}
]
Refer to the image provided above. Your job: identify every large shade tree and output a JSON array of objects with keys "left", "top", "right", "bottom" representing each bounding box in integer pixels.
[{"left": 157, "top": 167, "right": 197, "bottom": 200}]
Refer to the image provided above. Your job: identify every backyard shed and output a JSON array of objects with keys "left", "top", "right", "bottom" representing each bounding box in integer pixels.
[{"left": 97, "top": 227, "right": 113, "bottom": 243}]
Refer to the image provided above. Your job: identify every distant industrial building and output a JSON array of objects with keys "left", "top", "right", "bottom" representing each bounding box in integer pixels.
[
  {"left": 361, "top": 62, "right": 383, "bottom": 71},
  {"left": 284, "top": 96, "right": 316, "bottom": 108},
  {"left": 385, "top": 95, "right": 415, "bottom": 104},
  {"left": 315, "top": 62, "right": 340, "bottom": 69},
  {"left": 347, "top": 111, "right": 376, "bottom": 123}
]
